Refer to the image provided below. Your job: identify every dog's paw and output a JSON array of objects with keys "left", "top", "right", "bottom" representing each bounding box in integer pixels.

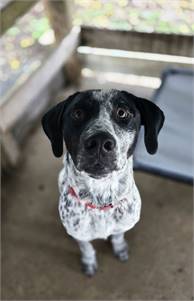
[
  {"left": 114, "top": 242, "right": 129, "bottom": 262},
  {"left": 115, "top": 248, "right": 129, "bottom": 262},
  {"left": 81, "top": 262, "right": 98, "bottom": 277}
]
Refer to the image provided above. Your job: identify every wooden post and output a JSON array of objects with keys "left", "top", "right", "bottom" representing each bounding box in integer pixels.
[
  {"left": 43, "top": 0, "right": 81, "bottom": 85},
  {"left": 1, "top": 132, "right": 20, "bottom": 168}
]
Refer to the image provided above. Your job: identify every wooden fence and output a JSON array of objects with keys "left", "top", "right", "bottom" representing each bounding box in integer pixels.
[{"left": 0, "top": 0, "right": 193, "bottom": 169}]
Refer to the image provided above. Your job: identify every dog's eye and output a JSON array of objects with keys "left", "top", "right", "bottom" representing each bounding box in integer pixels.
[
  {"left": 71, "top": 109, "right": 84, "bottom": 121},
  {"left": 116, "top": 107, "right": 133, "bottom": 120}
]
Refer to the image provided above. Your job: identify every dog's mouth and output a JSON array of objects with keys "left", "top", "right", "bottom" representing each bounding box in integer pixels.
[{"left": 81, "top": 160, "right": 118, "bottom": 178}]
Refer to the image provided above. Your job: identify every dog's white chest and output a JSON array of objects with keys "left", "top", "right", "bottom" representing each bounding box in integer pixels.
[
  {"left": 58, "top": 156, "right": 141, "bottom": 241},
  {"left": 58, "top": 184, "right": 141, "bottom": 241}
]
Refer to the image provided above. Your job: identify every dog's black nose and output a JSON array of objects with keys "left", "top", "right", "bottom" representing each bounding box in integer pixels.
[{"left": 84, "top": 132, "right": 116, "bottom": 154}]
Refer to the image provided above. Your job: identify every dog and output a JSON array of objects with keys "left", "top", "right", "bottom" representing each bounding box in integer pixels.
[{"left": 42, "top": 89, "right": 164, "bottom": 276}]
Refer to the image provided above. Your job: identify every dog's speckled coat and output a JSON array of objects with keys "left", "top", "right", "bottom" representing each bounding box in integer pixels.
[
  {"left": 58, "top": 154, "right": 141, "bottom": 241},
  {"left": 42, "top": 89, "right": 164, "bottom": 276}
]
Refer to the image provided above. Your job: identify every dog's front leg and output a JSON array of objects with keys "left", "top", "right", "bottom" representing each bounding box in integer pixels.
[
  {"left": 111, "top": 232, "right": 129, "bottom": 262},
  {"left": 77, "top": 240, "right": 98, "bottom": 276}
]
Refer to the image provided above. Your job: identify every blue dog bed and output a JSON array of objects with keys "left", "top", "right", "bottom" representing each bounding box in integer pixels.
[{"left": 134, "top": 68, "right": 193, "bottom": 183}]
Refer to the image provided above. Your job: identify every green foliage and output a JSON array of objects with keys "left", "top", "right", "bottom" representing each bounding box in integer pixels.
[
  {"left": 73, "top": 0, "right": 194, "bottom": 35},
  {"left": 31, "top": 17, "right": 50, "bottom": 39}
]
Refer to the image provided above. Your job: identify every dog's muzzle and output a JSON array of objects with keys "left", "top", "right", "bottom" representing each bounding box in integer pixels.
[{"left": 79, "top": 131, "right": 118, "bottom": 177}]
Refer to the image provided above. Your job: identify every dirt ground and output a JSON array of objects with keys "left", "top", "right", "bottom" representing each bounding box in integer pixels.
[{"left": 2, "top": 118, "right": 193, "bottom": 300}]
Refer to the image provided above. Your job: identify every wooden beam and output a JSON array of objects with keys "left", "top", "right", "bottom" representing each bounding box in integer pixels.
[
  {"left": 0, "top": 0, "right": 37, "bottom": 35},
  {"left": 0, "top": 27, "right": 80, "bottom": 133},
  {"left": 43, "top": 0, "right": 71, "bottom": 42},
  {"left": 81, "top": 26, "right": 193, "bottom": 57},
  {"left": 43, "top": 0, "right": 81, "bottom": 84}
]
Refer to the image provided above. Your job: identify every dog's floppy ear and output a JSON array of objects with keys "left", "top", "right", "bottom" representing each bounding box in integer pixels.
[
  {"left": 121, "top": 91, "right": 165, "bottom": 154},
  {"left": 41, "top": 92, "right": 79, "bottom": 157},
  {"left": 135, "top": 97, "right": 164, "bottom": 154}
]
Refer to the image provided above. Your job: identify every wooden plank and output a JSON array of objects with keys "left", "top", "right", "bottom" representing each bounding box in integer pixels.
[
  {"left": 0, "top": 26, "right": 80, "bottom": 133},
  {"left": 79, "top": 54, "right": 193, "bottom": 79},
  {"left": 78, "top": 47, "right": 193, "bottom": 78},
  {"left": 81, "top": 26, "right": 193, "bottom": 57},
  {"left": 0, "top": 0, "right": 37, "bottom": 35}
]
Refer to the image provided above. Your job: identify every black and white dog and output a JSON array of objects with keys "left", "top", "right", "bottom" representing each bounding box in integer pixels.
[{"left": 42, "top": 89, "right": 164, "bottom": 276}]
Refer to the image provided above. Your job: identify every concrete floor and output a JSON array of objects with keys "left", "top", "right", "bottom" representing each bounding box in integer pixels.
[
  {"left": 2, "top": 121, "right": 193, "bottom": 300},
  {"left": 2, "top": 68, "right": 193, "bottom": 299}
]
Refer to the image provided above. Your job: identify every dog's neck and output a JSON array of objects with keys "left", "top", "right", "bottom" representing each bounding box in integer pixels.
[{"left": 63, "top": 153, "right": 134, "bottom": 206}]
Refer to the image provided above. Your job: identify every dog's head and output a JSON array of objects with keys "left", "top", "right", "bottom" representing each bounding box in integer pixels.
[{"left": 42, "top": 89, "right": 164, "bottom": 178}]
